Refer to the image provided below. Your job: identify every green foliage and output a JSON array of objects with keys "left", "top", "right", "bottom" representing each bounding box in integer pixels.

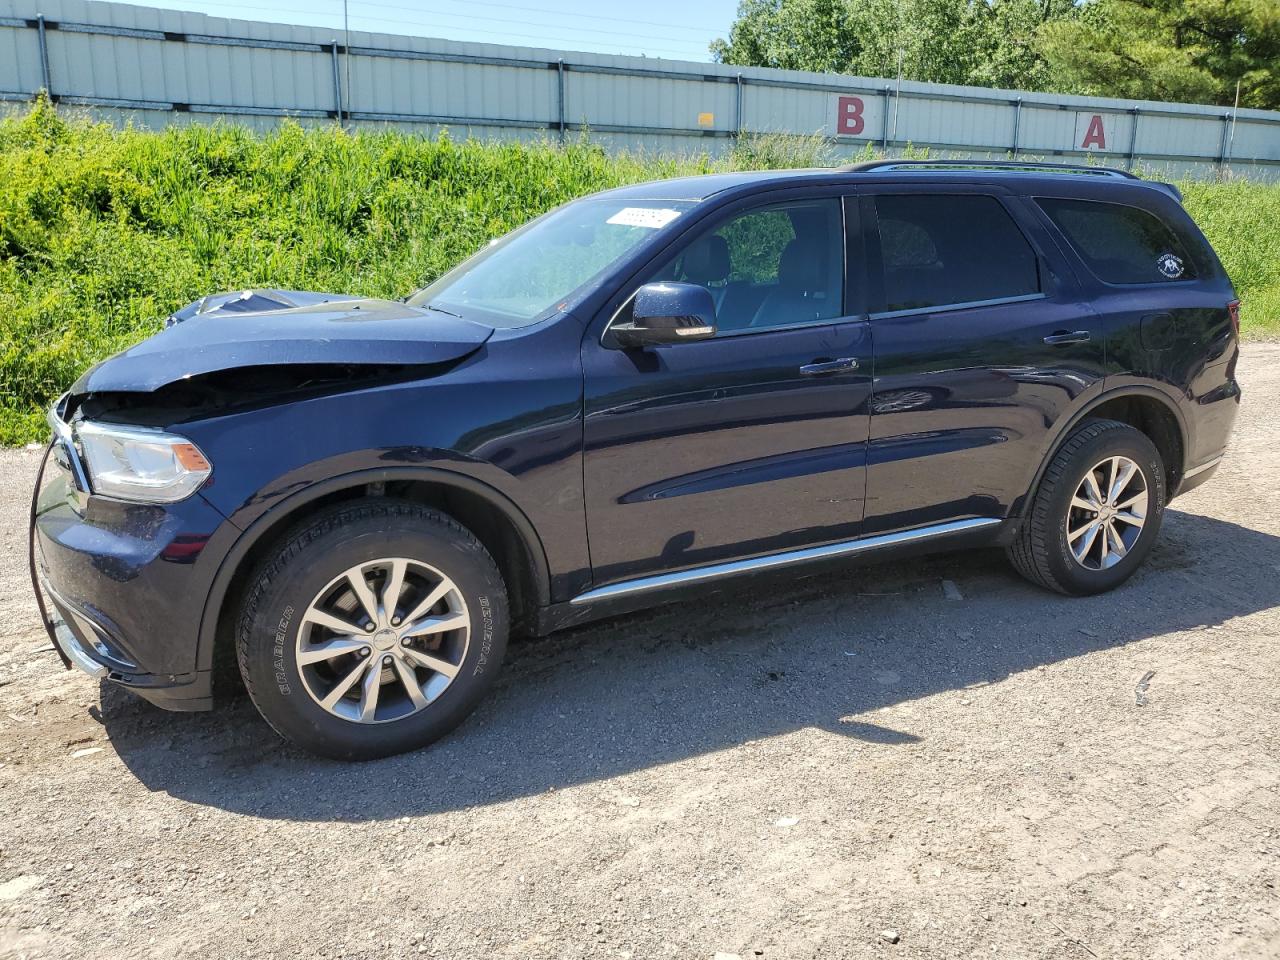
[
  {"left": 710, "top": 0, "right": 1077, "bottom": 91},
  {"left": 0, "top": 104, "right": 1275, "bottom": 446},
  {"left": 1180, "top": 177, "right": 1280, "bottom": 335},
  {"left": 712, "top": 0, "right": 1279, "bottom": 109},
  {"left": 1038, "top": 0, "right": 1280, "bottom": 109}
]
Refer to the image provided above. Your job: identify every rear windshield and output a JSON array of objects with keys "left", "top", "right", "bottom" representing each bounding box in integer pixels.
[{"left": 1036, "top": 197, "right": 1196, "bottom": 285}]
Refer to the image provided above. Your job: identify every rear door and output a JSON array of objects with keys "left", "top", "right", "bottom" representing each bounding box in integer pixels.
[{"left": 861, "top": 185, "right": 1105, "bottom": 535}]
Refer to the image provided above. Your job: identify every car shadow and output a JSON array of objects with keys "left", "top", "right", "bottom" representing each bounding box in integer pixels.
[{"left": 101, "top": 508, "right": 1280, "bottom": 822}]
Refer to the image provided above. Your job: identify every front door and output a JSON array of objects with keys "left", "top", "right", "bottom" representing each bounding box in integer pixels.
[
  {"left": 860, "top": 187, "right": 1106, "bottom": 535},
  {"left": 581, "top": 195, "right": 873, "bottom": 587}
]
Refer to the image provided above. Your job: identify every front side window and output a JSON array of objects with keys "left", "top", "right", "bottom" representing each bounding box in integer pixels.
[
  {"left": 408, "top": 198, "right": 695, "bottom": 328},
  {"left": 872, "top": 194, "right": 1041, "bottom": 313},
  {"left": 1036, "top": 197, "right": 1197, "bottom": 284},
  {"left": 639, "top": 198, "right": 845, "bottom": 334}
]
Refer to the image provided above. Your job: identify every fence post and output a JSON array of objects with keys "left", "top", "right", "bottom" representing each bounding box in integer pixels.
[
  {"left": 1126, "top": 107, "right": 1140, "bottom": 170},
  {"left": 557, "top": 59, "right": 566, "bottom": 143},
  {"left": 1216, "top": 113, "right": 1231, "bottom": 175},
  {"left": 36, "top": 14, "right": 52, "bottom": 98},
  {"left": 735, "top": 73, "right": 744, "bottom": 140},
  {"left": 330, "top": 41, "right": 343, "bottom": 125},
  {"left": 1010, "top": 98, "right": 1022, "bottom": 157},
  {"left": 881, "top": 86, "right": 891, "bottom": 150}
]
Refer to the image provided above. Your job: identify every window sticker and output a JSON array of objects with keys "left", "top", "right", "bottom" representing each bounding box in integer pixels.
[
  {"left": 1156, "top": 252, "right": 1185, "bottom": 279},
  {"left": 607, "top": 207, "right": 682, "bottom": 229}
]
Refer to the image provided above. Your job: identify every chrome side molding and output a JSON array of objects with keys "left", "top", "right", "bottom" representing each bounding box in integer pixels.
[
  {"left": 1182, "top": 455, "right": 1223, "bottom": 480},
  {"left": 569, "top": 517, "right": 1003, "bottom": 605}
]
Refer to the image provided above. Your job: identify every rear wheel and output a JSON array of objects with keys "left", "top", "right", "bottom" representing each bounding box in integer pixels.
[
  {"left": 236, "top": 500, "right": 508, "bottom": 760},
  {"left": 1008, "top": 419, "right": 1166, "bottom": 595}
]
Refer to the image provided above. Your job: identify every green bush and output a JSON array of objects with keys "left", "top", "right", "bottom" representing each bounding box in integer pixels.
[{"left": 0, "top": 100, "right": 1275, "bottom": 445}]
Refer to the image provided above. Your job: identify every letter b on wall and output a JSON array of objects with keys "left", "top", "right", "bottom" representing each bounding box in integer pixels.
[{"left": 836, "top": 96, "right": 865, "bottom": 136}]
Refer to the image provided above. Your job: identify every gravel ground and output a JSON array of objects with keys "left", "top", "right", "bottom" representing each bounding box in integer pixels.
[{"left": 1, "top": 347, "right": 1278, "bottom": 960}]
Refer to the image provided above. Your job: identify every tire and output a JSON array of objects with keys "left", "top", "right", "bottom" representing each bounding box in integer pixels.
[
  {"left": 236, "top": 499, "right": 508, "bottom": 761},
  {"left": 1008, "top": 418, "right": 1166, "bottom": 596}
]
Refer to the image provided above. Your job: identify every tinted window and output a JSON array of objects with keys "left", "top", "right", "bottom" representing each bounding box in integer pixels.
[
  {"left": 873, "top": 195, "right": 1040, "bottom": 312},
  {"left": 1037, "top": 197, "right": 1196, "bottom": 284},
  {"left": 641, "top": 198, "right": 845, "bottom": 334}
]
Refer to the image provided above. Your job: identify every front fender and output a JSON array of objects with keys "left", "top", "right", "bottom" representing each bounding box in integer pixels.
[{"left": 192, "top": 462, "right": 560, "bottom": 676}]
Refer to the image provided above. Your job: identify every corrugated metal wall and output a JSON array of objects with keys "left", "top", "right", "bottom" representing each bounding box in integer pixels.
[{"left": 2, "top": 0, "right": 1278, "bottom": 181}]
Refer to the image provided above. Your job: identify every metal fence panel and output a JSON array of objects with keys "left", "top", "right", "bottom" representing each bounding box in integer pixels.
[{"left": 1, "top": 0, "right": 1276, "bottom": 180}]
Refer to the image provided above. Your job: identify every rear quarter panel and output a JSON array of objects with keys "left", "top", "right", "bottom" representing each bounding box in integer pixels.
[{"left": 1029, "top": 184, "right": 1240, "bottom": 477}]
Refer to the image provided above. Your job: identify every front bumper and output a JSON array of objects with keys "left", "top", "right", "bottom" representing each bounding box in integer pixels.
[{"left": 29, "top": 424, "right": 226, "bottom": 712}]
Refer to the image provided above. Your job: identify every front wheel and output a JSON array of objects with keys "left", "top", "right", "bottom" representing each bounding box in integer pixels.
[
  {"left": 236, "top": 500, "right": 508, "bottom": 760},
  {"left": 1008, "top": 419, "right": 1166, "bottom": 596}
]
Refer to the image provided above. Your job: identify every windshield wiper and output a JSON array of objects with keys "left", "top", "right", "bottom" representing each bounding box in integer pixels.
[{"left": 422, "top": 302, "right": 462, "bottom": 319}]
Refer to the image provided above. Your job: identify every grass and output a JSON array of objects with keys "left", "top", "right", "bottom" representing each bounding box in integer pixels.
[{"left": 1, "top": 99, "right": 1276, "bottom": 445}]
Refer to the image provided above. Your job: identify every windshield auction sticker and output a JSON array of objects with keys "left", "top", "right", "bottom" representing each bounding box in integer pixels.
[{"left": 607, "top": 207, "right": 682, "bottom": 229}]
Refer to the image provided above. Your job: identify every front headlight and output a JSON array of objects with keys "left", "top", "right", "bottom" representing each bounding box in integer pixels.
[{"left": 74, "top": 421, "right": 212, "bottom": 503}]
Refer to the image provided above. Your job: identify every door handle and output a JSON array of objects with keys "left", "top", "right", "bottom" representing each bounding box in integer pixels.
[
  {"left": 800, "top": 357, "right": 860, "bottom": 376},
  {"left": 1043, "top": 330, "right": 1091, "bottom": 345}
]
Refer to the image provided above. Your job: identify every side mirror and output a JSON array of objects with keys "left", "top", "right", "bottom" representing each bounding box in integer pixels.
[{"left": 612, "top": 282, "right": 717, "bottom": 348}]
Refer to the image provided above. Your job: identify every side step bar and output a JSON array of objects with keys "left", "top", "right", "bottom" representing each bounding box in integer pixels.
[{"left": 569, "top": 517, "right": 1002, "bottom": 605}]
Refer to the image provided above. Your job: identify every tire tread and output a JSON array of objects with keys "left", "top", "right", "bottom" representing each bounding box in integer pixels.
[
  {"left": 235, "top": 498, "right": 503, "bottom": 754},
  {"left": 1007, "top": 418, "right": 1139, "bottom": 595}
]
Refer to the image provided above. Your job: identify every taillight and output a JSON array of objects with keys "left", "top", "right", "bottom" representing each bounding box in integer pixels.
[{"left": 1227, "top": 299, "right": 1241, "bottom": 337}]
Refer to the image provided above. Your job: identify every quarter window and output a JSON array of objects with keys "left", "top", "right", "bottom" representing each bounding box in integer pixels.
[
  {"left": 872, "top": 195, "right": 1040, "bottom": 313},
  {"left": 1036, "top": 197, "right": 1196, "bottom": 284}
]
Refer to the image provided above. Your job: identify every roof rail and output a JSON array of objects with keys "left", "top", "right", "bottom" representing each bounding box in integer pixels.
[{"left": 840, "top": 159, "right": 1142, "bottom": 180}]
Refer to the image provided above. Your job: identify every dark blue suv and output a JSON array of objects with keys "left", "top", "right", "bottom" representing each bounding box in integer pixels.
[{"left": 30, "top": 160, "right": 1241, "bottom": 759}]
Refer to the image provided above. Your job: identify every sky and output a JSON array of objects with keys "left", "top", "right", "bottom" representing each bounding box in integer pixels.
[{"left": 125, "top": 0, "right": 743, "bottom": 61}]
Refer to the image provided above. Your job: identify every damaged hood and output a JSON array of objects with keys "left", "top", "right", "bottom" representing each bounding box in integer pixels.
[{"left": 71, "top": 289, "right": 494, "bottom": 394}]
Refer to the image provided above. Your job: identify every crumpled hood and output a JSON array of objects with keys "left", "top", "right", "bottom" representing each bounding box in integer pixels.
[{"left": 71, "top": 289, "right": 494, "bottom": 394}]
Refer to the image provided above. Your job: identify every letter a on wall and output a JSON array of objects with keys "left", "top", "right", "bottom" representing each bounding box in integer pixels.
[{"left": 1076, "top": 113, "right": 1108, "bottom": 150}]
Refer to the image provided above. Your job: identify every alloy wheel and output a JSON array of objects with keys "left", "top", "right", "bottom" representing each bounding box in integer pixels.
[
  {"left": 1065, "top": 455, "right": 1149, "bottom": 571},
  {"left": 295, "top": 558, "right": 470, "bottom": 723}
]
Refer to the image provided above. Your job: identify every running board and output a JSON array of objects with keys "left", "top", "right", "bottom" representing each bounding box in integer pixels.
[{"left": 569, "top": 517, "right": 1002, "bottom": 605}]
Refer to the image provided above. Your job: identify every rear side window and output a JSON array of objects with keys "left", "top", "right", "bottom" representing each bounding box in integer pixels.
[
  {"left": 872, "top": 195, "right": 1040, "bottom": 313},
  {"left": 1036, "top": 197, "right": 1196, "bottom": 284}
]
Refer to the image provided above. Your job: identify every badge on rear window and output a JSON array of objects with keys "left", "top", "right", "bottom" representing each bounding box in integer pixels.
[{"left": 1156, "top": 252, "right": 1184, "bottom": 279}]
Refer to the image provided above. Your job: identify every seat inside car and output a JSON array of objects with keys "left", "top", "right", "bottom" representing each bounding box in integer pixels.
[
  {"left": 748, "top": 233, "right": 832, "bottom": 327},
  {"left": 676, "top": 234, "right": 730, "bottom": 311}
]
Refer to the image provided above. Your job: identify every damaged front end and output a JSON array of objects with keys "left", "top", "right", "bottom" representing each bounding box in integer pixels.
[
  {"left": 49, "top": 286, "right": 494, "bottom": 432},
  {"left": 29, "top": 288, "right": 498, "bottom": 706},
  {"left": 72, "top": 288, "right": 494, "bottom": 397}
]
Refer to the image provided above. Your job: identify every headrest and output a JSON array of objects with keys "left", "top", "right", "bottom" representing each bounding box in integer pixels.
[
  {"left": 778, "top": 236, "right": 826, "bottom": 291},
  {"left": 681, "top": 235, "right": 730, "bottom": 284}
]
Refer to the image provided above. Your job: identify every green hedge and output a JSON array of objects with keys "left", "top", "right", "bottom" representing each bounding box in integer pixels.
[{"left": 1, "top": 100, "right": 1275, "bottom": 445}]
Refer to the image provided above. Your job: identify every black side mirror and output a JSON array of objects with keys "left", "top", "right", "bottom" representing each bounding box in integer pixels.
[{"left": 612, "top": 282, "right": 717, "bottom": 348}]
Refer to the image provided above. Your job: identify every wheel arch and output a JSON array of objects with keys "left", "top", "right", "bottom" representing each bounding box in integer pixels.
[
  {"left": 1016, "top": 386, "right": 1187, "bottom": 520},
  {"left": 197, "top": 467, "right": 552, "bottom": 686}
]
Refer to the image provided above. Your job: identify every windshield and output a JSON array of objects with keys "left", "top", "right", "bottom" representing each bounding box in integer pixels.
[{"left": 406, "top": 198, "right": 695, "bottom": 328}]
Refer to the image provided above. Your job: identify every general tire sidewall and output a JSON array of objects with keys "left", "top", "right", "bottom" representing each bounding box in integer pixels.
[
  {"left": 1044, "top": 428, "right": 1166, "bottom": 594},
  {"left": 240, "top": 512, "right": 508, "bottom": 760}
]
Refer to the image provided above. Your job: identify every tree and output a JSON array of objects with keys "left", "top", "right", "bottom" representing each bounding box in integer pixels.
[
  {"left": 1038, "top": 0, "right": 1280, "bottom": 109},
  {"left": 710, "top": 0, "right": 1279, "bottom": 108},
  {"left": 710, "top": 0, "right": 1079, "bottom": 92}
]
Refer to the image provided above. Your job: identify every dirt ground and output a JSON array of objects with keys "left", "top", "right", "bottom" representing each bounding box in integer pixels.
[{"left": 1, "top": 347, "right": 1277, "bottom": 960}]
